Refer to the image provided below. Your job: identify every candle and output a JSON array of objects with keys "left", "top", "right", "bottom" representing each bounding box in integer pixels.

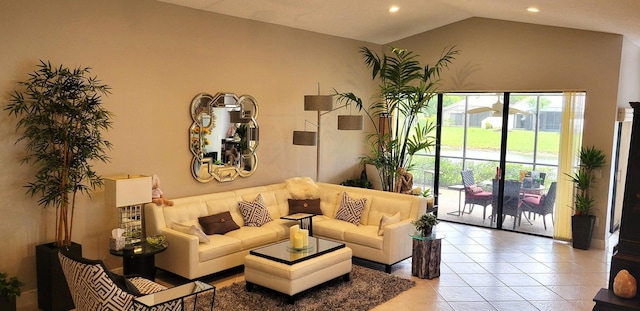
[
  {"left": 290, "top": 225, "right": 299, "bottom": 247},
  {"left": 293, "top": 232, "right": 303, "bottom": 248},
  {"left": 300, "top": 229, "right": 309, "bottom": 247}
]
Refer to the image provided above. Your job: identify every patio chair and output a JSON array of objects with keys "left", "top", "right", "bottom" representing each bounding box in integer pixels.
[
  {"left": 521, "top": 181, "right": 557, "bottom": 230},
  {"left": 461, "top": 170, "right": 493, "bottom": 219},
  {"left": 492, "top": 179, "right": 523, "bottom": 230}
]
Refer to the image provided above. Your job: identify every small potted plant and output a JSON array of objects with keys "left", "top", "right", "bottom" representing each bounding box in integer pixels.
[
  {"left": 411, "top": 213, "right": 439, "bottom": 236},
  {"left": 0, "top": 273, "right": 23, "bottom": 311}
]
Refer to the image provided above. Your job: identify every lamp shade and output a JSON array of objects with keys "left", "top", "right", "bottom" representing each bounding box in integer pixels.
[
  {"left": 105, "top": 175, "right": 152, "bottom": 207},
  {"left": 293, "top": 131, "right": 317, "bottom": 146},
  {"left": 338, "top": 115, "right": 364, "bottom": 130},
  {"left": 304, "top": 95, "right": 332, "bottom": 111}
]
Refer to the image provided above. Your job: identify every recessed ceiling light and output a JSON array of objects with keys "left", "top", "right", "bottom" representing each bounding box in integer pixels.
[
  {"left": 527, "top": 7, "right": 540, "bottom": 13},
  {"left": 389, "top": 6, "right": 399, "bottom": 13}
]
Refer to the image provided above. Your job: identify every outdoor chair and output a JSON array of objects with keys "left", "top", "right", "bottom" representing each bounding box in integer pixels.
[
  {"left": 521, "top": 181, "right": 557, "bottom": 230},
  {"left": 492, "top": 179, "right": 523, "bottom": 229},
  {"left": 461, "top": 170, "right": 493, "bottom": 219}
]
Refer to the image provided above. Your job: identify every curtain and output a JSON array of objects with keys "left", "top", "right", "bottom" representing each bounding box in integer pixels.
[{"left": 554, "top": 92, "right": 585, "bottom": 240}]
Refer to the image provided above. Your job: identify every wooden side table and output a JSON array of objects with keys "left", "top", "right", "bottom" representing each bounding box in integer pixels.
[
  {"left": 110, "top": 241, "right": 167, "bottom": 281},
  {"left": 410, "top": 232, "right": 445, "bottom": 279}
]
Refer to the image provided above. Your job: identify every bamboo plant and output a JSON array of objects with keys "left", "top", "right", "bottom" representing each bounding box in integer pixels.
[
  {"left": 5, "top": 60, "right": 113, "bottom": 247},
  {"left": 335, "top": 46, "right": 459, "bottom": 191}
]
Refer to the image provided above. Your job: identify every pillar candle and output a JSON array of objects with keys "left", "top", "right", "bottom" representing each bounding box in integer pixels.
[
  {"left": 290, "top": 225, "right": 299, "bottom": 247},
  {"left": 300, "top": 229, "right": 309, "bottom": 247},
  {"left": 294, "top": 232, "right": 303, "bottom": 248}
]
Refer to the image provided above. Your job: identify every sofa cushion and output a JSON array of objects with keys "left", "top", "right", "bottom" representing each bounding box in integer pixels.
[
  {"left": 288, "top": 198, "right": 323, "bottom": 215},
  {"left": 378, "top": 212, "right": 401, "bottom": 236},
  {"left": 367, "top": 196, "right": 412, "bottom": 226},
  {"left": 334, "top": 192, "right": 366, "bottom": 225},
  {"left": 312, "top": 218, "right": 358, "bottom": 241},
  {"left": 199, "top": 235, "right": 242, "bottom": 262},
  {"left": 198, "top": 211, "right": 240, "bottom": 235},
  {"left": 171, "top": 222, "right": 211, "bottom": 243},
  {"left": 225, "top": 227, "right": 279, "bottom": 250},
  {"left": 344, "top": 225, "right": 384, "bottom": 250},
  {"left": 239, "top": 194, "right": 273, "bottom": 227}
]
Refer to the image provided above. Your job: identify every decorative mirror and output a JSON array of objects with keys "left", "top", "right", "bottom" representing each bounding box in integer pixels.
[{"left": 189, "top": 92, "right": 259, "bottom": 182}]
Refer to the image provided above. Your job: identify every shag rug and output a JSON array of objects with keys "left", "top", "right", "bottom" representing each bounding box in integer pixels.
[{"left": 213, "top": 265, "right": 415, "bottom": 311}]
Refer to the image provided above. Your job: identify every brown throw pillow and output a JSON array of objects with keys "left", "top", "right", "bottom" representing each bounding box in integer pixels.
[
  {"left": 288, "top": 199, "right": 323, "bottom": 215},
  {"left": 198, "top": 211, "right": 240, "bottom": 235}
]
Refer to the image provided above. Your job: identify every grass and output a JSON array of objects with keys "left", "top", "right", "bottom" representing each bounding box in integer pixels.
[{"left": 440, "top": 127, "right": 560, "bottom": 154}]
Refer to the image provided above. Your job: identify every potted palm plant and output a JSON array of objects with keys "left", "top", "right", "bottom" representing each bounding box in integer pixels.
[
  {"left": 0, "top": 273, "right": 22, "bottom": 311},
  {"left": 567, "top": 146, "right": 606, "bottom": 250},
  {"left": 5, "top": 60, "right": 113, "bottom": 310},
  {"left": 335, "top": 46, "right": 458, "bottom": 192}
]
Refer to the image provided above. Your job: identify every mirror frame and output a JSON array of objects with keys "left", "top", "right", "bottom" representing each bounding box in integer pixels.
[{"left": 189, "top": 92, "right": 259, "bottom": 183}]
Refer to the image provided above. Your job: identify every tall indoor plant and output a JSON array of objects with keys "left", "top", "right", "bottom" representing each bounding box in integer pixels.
[
  {"left": 335, "top": 46, "right": 458, "bottom": 192},
  {"left": 5, "top": 60, "right": 113, "bottom": 310},
  {"left": 567, "top": 146, "right": 606, "bottom": 249}
]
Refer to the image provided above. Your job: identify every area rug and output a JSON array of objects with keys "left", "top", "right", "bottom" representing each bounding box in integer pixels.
[{"left": 213, "top": 265, "right": 415, "bottom": 311}]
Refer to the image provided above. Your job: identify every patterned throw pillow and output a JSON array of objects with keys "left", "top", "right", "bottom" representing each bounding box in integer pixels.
[
  {"left": 239, "top": 194, "right": 273, "bottom": 227},
  {"left": 334, "top": 192, "right": 367, "bottom": 225}
]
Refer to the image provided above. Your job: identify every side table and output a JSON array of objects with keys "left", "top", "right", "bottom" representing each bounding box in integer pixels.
[
  {"left": 410, "top": 232, "right": 445, "bottom": 279},
  {"left": 110, "top": 241, "right": 167, "bottom": 281},
  {"left": 281, "top": 213, "right": 315, "bottom": 236}
]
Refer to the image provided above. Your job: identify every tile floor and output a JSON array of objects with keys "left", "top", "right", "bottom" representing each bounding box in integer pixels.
[{"left": 158, "top": 222, "right": 616, "bottom": 311}]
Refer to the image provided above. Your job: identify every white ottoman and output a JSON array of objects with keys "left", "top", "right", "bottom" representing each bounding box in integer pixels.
[{"left": 244, "top": 246, "right": 352, "bottom": 303}]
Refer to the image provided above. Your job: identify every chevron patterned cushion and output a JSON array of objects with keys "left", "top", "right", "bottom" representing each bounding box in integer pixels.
[
  {"left": 239, "top": 194, "right": 273, "bottom": 227},
  {"left": 335, "top": 192, "right": 367, "bottom": 225}
]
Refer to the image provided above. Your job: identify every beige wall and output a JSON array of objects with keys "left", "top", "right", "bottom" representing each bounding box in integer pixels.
[
  {"left": 0, "top": 1, "right": 635, "bottom": 302},
  {"left": 392, "top": 17, "right": 626, "bottom": 247},
  {"left": 0, "top": 0, "right": 374, "bottom": 294}
]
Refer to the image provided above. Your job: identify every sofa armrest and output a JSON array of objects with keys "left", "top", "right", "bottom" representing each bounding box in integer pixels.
[
  {"left": 382, "top": 219, "right": 414, "bottom": 263},
  {"left": 154, "top": 228, "right": 200, "bottom": 279}
]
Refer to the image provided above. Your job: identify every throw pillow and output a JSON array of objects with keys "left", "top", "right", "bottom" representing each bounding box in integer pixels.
[
  {"left": 198, "top": 211, "right": 240, "bottom": 235},
  {"left": 288, "top": 198, "right": 323, "bottom": 215},
  {"left": 468, "top": 185, "right": 483, "bottom": 194},
  {"left": 334, "top": 192, "right": 366, "bottom": 225},
  {"left": 171, "top": 222, "right": 211, "bottom": 243},
  {"left": 378, "top": 212, "right": 402, "bottom": 236},
  {"left": 285, "top": 177, "right": 320, "bottom": 199},
  {"left": 239, "top": 194, "right": 273, "bottom": 227}
]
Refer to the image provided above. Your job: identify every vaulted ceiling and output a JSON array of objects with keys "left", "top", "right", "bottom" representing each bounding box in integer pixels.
[{"left": 157, "top": 0, "right": 640, "bottom": 45}]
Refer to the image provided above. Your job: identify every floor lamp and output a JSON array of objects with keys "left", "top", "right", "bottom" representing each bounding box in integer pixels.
[{"left": 293, "top": 89, "right": 363, "bottom": 181}]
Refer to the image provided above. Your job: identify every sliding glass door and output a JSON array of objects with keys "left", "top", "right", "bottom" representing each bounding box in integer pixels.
[{"left": 417, "top": 92, "right": 578, "bottom": 237}]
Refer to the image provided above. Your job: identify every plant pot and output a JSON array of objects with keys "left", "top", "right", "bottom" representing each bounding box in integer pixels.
[
  {"left": 0, "top": 296, "right": 16, "bottom": 311},
  {"left": 36, "top": 242, "right": 82, "bottom": 311},
  {"left": 572, "top": 215, "right": 595, "bottom": 250},
  {"left": 421, "top": 226, "right": 433, "bottom": 236}
]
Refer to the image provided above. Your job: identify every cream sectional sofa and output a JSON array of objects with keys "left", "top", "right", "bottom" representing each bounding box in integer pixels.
[{"left": 144, "top": 180, "right": 426, "bottom": 280}]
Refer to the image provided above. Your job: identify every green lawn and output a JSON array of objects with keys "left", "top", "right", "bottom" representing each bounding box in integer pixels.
[{"left": 440, "top": 127, "right": 560, "bottom": 154}]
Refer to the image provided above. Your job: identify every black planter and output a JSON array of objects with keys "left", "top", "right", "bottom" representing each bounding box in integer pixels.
[
  {"left": 0, "top": 296, "right": 16, "bottom": 311},
  {"left": 36, "top": 242, "right": 81, "bottom": 311},
  {"left": 572, "top": 215, "right": 595, "bottom": 250}
]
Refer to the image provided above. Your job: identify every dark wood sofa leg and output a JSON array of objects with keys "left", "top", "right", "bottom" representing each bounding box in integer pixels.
[{"left": 385, "top": 265, "right": 392, "bottom": 273}]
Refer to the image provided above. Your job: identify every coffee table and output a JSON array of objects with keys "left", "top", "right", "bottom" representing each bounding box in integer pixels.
[{"left": 244, "top": 237, "right": 352, "bottom": 303}]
